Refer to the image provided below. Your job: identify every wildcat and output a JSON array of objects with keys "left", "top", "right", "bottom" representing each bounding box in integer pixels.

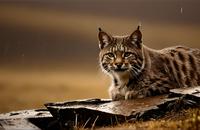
[{"left": 98, "top": 26, "right": 200, "bottom": 100}]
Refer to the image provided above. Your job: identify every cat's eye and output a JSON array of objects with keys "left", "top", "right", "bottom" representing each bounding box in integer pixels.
[
  {"left": 106, "top": 53, "right": 115, "bottom": 58},
  {"left": 124, "top": 52, "right": 133, "bottom": 57}
]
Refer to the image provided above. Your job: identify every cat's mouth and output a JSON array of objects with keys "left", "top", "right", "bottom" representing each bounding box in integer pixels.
[{"left": 114, "top": 68, "right": 128, "bottom": 72}]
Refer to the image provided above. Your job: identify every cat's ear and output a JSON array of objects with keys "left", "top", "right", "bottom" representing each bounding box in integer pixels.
[
  {"left": 129, "top": 26, "right": 142, "bottom": 48},
  {"left": 98, "top": 28, "right": 112, "bottom": 49}
]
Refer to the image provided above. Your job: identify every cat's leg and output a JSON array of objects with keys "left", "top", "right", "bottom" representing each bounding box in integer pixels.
[
  {"left": 125, "top": 90, "right": 139, "bottom": 99},
  {"left": 146, "top": 81, "right": 173, "bottom": 96},
  {"left": 109, "top": 86, "right": 125, "bottom": 101}
]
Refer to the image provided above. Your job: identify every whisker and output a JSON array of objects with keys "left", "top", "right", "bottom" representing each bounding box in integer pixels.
[
  {"left": 130, "top": 69, "right": 139, "bottom": 80},
  {"left": 130, "top": 64, "right": 143, "bottom": 81},
  {"left": 134, "top": 64, "right": 142, "bottom": 70},
  {"left": 132, "top": 71, "right": 138, "bottom": 77},
  {"left": 132, "top": 66, "right": 139, "bottom": 74}
]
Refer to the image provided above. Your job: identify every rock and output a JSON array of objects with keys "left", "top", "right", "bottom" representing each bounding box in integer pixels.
[
  {"left": 0, "top": 86, "right": 200, "bottom": 130},
  {"left": 0, "top": 109, "right": 58, "bottom": 130}
]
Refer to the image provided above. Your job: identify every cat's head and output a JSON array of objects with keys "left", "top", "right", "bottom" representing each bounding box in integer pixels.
[{"left": 98, "top": 26, "right": 144, "bottom": 75}]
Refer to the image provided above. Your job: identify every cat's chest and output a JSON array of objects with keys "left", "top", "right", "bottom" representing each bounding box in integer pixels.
[{"left": 114, "top": 72, "right": 130, "bottom": 86}]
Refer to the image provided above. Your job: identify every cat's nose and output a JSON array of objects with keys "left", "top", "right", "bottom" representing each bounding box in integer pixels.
[{"left": 115, "top": 63, "right": 122, "bottom": 69}]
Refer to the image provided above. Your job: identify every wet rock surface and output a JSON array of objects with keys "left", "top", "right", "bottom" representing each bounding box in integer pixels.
[
  {"left": 0, "top": 86, "right": 200, "bottom": 130},
  {"left": 0, "top": 109, "right": 56, "bottom": 130}
]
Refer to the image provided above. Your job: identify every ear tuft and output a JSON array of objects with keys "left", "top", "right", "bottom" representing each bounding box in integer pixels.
[
  {"left": 98, "top": 27, "right": 102, "bottom": 32},
  {"left": 129, "top": 26, "right": 142, "bottom": 48},
  {"left": 98, "top": 29, "right": 112, "bottom": 49},
  {"left": 137, "top": 25, "right": 140, "bottom": 30}
]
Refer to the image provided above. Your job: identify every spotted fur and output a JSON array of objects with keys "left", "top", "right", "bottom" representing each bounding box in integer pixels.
[{"left": 98, "top": 26, "right": 200, "bottom": 100}]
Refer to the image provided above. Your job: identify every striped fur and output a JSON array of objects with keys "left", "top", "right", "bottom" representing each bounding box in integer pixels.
[{"left": 98, "top": 26, "right": 200, "bottom": 101}]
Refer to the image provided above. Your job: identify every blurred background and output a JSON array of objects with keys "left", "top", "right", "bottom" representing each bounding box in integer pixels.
[{"left": 0, "top": 0, "right": 200, "bottom": 113}]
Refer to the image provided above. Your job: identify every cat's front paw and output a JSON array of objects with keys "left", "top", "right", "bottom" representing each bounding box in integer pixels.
[
  {"left": 109, "top": 86, "right": 125, "bottom": 101},
  {"left": 125, "top": 90, "right": 145, "bottom": 100},
  {"left": 125, "top": 91, "right": 137, "bottom": 100}
]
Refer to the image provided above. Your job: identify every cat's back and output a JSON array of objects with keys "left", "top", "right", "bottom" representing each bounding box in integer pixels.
[
  {"left": 157, "top": 45, "right": 200, "bottom": 87},
  {"left": 160, "top": 45, "right": 200, "bottom": 60}
]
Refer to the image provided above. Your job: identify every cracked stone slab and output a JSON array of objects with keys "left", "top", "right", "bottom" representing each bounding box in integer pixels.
[{"left": 0, "top": 86, "right": 200, "bottom": 130}]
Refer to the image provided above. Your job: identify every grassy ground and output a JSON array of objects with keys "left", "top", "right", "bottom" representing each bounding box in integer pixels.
[{"left": 96, "top": 108, "right": 200, "bottom": 130}]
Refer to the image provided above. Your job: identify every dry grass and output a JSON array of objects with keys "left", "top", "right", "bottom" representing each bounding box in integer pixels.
[{"left": 95, "top": 108, "right": 200, "bottom": 130}]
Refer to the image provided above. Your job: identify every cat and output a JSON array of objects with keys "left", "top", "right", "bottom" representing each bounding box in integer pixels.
[{"left": 98, "top": 26, "right": 200, "bottom": 101}]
